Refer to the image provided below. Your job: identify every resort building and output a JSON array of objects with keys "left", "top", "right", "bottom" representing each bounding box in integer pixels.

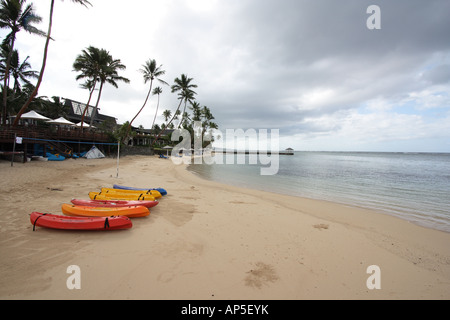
[{"left": 63, "top": 98, "right": 117, "bottom": 127}]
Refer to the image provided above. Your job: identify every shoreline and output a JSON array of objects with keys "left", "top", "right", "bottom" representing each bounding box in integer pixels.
[
  {"left": 187, "top": 152, "right": 450, "bottom": 234},
  {"left": 187, "top": 164, "right": 450, "bottom": 234},
  {"left": 0, "top": 155, "right": 449, "bottom": 299}
]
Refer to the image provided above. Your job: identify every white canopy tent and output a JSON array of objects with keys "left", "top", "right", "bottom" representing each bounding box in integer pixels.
[
  {"left": 11, "top": 110, "right": 51, "bottom": 125},
  {"left": 19, "top": 110, "right": 51, "bottom": 121},
  {"left": 74, "top": 121, "right": 94, "bottom": 128},
  {"left": 46, "top": 117, "right": 75, "bottom": 126}
]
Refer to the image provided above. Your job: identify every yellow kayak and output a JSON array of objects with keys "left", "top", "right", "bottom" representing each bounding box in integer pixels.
[
  {"left": 61, "top": 203, "right": 150, "bottom": 218},
  {"left": 89, "top": 191, "right": 156, "bottom": 201},
  {"left": 100, "top": 187, "right": 162, "bottom": 199}
]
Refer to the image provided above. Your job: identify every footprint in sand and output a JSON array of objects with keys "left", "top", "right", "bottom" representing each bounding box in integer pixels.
[
  {"left": 244, "top": 262, "right": 279, "bottom": 288},
  {"left": 313, "top": 223, "right": 329, "bottom": 230}
]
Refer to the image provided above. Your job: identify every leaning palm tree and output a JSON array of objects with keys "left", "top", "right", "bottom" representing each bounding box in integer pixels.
[
  {"left": 0, "top": 0, "right": 45, "bottom": 124},
  {"left": 152, "top": 74, "right": 197, "bottom": 146},
  {"left": 12, "top": 0, "right": 92, "bottom": 126},
  {"left": 127, "top": 59, "right": 168, "bottom": 133},
  {"left": 150, "top": 86, "right": 163, "bottom": 130}
]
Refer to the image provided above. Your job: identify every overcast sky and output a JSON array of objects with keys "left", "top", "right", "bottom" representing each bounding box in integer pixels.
[{"left": 3, "top": 0, "right": 450, "bottom": 152}]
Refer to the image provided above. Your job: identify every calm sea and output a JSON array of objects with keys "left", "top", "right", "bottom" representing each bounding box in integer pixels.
[{"left": 187, "top": 152, "right": 450, "bottom": 233}]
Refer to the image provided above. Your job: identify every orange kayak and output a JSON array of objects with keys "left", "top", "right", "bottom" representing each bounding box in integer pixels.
[{"left": 61, "top": 203, "right": 150, "bottom": 218}]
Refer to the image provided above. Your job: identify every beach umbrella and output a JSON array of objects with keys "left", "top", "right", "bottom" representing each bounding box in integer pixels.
[
  {"left": 46, "top": 117, "right": 75, "bottom": 126},
  {"left": 162, "top": 145, "right": 173, "bottom": 156}
]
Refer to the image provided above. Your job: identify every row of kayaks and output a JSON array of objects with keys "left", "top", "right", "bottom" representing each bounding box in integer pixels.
[{"left": 30, "top": 184, "right": 168, "bottom": 231}]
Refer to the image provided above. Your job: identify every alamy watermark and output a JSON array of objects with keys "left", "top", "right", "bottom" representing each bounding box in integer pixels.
[
  {"left": 366, "top": 265, "right": 381, "bottom": 290},
  {"left": 367, "top": 5, "right": 381, "bottom": 30},
  {"left": 66, "top": 265, "right": 81, "bottom": 290},
  {"left": 169, "top": 121, "right": 280, "bottom": 176}
]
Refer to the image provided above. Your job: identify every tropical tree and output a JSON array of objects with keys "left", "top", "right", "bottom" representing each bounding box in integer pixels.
[
  {"left": 73, "top": 46, "right": 129, "bottom": 128},
  {"left": 126, "top": 59, "right": 168, "bottom": 140},
  {"left": 189, "top": 101, "right": 202, "bottom": 122},
  {"left": 185, "top": 102, "right": 218, "bottom": 148},
  {"left": 13, "top": 0, "right": 92, "bottom": 126},
  {"left": 152, "top": 74, "right": 197, "bottom": 145},
  {"left": 0, "top": 47, "right": 38, "bottom": 96},
  {"left": 89, "top": 51, "right": 129, "bottom": 126},
  {"left": 162, "top": 109, "right": 172, "bottom": 123},
  {"left": 0, "top": 0, "right": 44, "bottom": 124},
  {"left": 33, "top": 95, "right": 69, "bottom": 119},
  {"left": 73, "top": 46, "right": 106, "bottom": 128}
]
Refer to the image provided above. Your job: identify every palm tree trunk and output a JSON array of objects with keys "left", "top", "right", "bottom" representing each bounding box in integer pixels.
[
  {"left": 12, "top": 0, "right": 55, "bottom": 127},
  {"left": 80, "top": 80, "right": 97, "bottom": 129},
  {"left": 151, "top": 92, "right": 160, "bottom": 130},
  {"left": 89, "top": 80, "right": 104, "bottom": 126},
  {"left": 129, "top": 81, "right": 153, "bottom": 128},
  {"left": 123, "top": 80, "right": 153, "bottom": 142},
  {"left": 177, "top": 100, "right": 188, "bottom": 129},
  {"left": 2, "top": 35, "right": 16, "bottom": 125},
  {"left": 151, "top": 98, "right": 183, "bottom": 146}
]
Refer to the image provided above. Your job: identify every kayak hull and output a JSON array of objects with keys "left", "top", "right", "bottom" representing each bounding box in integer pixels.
[
  {"left": 101, "top": 187, "right": 162, "bottom": 199},
  {"left": 71, "top": 198, "right": 158, "bottom": 208},
  {"left": 30, "top": 212, "right": 132, "bottom": 231},
  {"left": 89, "top": 191, "right": 156, "bottom": 201},
  {"left": 113, "top": 184, "right": 167, "bottom": 196},
  {"left": 62, "top": 203, "right": 150, "bottom": 218}
]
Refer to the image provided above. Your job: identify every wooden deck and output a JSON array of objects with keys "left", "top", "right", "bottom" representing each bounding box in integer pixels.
[{"left": 0, "top": 125, "right": 113, "bottom": 162}]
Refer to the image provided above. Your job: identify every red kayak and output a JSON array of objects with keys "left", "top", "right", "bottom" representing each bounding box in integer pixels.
[
  {"left": 30, "top": 212, "right": 132, "bottom": 231},
  {"left": 70, "top": 198, "right": 158, "bottom": 208}
]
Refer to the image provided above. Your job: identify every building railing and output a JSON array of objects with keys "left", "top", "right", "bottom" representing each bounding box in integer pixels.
[{"left": 0, "top": 125, "right": 111, "bottom": 143}]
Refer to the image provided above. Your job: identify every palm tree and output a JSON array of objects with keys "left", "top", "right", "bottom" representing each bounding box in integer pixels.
[
  {"left": 176, "top": 89, "right": 196, "bottom": 129},
  {"left": 171, "top": 74, "right": 197, "bottom": 129},
  {"left": 189, "top": 101, "right": 202, "bottom": 121},
  {"left": 150, "top": 86, "right": 163, "bottom": 130},
  {"left": 73, "top": 46, "right": 129, "bottom": 128},
  {"left": 12, "top": 0, "right": 92, "bottom": 126},
  {"left": 89, "top": 53, "right": 129, "bottom": 126},
  {"left": 73, "top": 46, "right": 106, "bottom": 128},
  {"left": 0, "top": 47, "right": 38, "bottom": 96},
  {"left": 0, "top": 0, "right": 45, "bottom": 124},
  {"left": 162, "top": 109, "right": 172, "bottom": 123},
  {"left": 152, "top": 74, "right": 197, "bottom": 146},
  {"left": 127, "top": 59, "right": 168, "bottom": 136}
]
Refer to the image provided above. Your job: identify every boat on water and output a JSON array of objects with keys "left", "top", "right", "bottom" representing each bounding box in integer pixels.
[{"left": 30, "top": 212, "right": 132, "bottom": 231}]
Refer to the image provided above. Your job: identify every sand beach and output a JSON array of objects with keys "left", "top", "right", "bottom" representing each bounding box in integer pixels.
[{"left": 0, "top": 155, "right": 449, "bottom": 300}]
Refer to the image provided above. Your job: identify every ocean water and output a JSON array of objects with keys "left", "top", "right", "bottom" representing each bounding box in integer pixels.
[{"left": 187, "top": 152, "right": 450, "bottom": 233}]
